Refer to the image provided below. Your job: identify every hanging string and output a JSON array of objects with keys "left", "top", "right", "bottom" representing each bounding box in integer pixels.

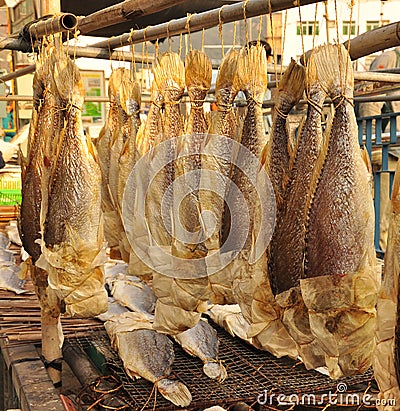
[
  {"left": 179, "top": 33, "right": 183, "bottom": 58},
  {"left": 108, "top": 38, "right": 114, "bottom": 73},
  {"left": 218, "top": 5, "right": 225, "bottom": 58},
  {"left": 346, "top": 0, "right": 355, "bottom": 85},
  {"left": 201, "top": 28, "right": 205, "bottom": 53},
  {"left": 257, "top": 15, "right": 263, "bottom": 42},
  {"left": 166, "top": 21, "right": 172, "bottom": 51},
  {"left": 297, "top": 0, "right": 306, "bottom": 65},
  {"left": 281, "top": 10, "right": 288, "bottom": 78},
  {"left": 243, "top": 0, "right": 250, "bottom": 45},
  {"left": 185, "top": 13, "right": 193, "bottom": 52},
  {"left": 268, "top": 0, "right": 278, "bottom": 86},
  {"left": 233, "top": 20, "right": 237, "bottom": 49},
  {"left": 312, "top": 3, "right": 318, "bottom": 51}
]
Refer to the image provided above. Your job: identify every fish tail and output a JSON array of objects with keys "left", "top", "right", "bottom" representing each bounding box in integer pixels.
[
  {"left": 185, "top": 50, "right": 212, "bottom": 92},
  {"left": 203, "top": 361, "right": 228, "bottom": 382},
  {"left": 310, "top": 43, "right": 354, "bottom": 99},
  {"left": 153, "top": 52, "right": 185, "bottom": 95},
  {"left": 278, "top": 59, "right": 305, "bottom": 106},
  {"left": 237, "top": 44, "right": 268, "bottom": 99},
  {"left": 156, "top": 378, "right": 192, "bottom": 407},
  {"left": 215, "top": 48, "right": 240, "bottom": 97}
]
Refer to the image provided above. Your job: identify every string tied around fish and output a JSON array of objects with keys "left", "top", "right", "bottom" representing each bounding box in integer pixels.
[
  {"left": 246, "top": 95, "right": 264, "bottom": 107},
  {"left": 190, "top": 99, "right": 206, "bottom": 109},
  {"left": 275, "top": 106, "right": 288, "bottom": 119},
  {"left": 306, "top": 97, "right": 323, "bottom": 116},
  {"left": 331, "top": 93, "right": 354, "bottom": 108},
  {"left": 217, "top": 102, "right": 233, "bottom": 112}
]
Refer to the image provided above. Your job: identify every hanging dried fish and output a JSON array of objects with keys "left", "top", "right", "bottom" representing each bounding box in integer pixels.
[
  {"left": 268, "top": 56, "right": 326, "bottom": 368},
  {"left": 37, "top": 46, "right": 108, "bottom": 318},
  {"left": 303, "top": 44, "right": 379, "bottom": 378},
  {"left": 199, "top": 49, "right": 240, "bottom": 305},
  {"left": 374, "top": 158, "right": 400, "bottom": 407}
]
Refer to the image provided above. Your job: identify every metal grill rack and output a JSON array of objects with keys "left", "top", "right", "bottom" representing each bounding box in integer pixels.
[{"left": 68, "top": 322, "right": 375, "bottom": 411}]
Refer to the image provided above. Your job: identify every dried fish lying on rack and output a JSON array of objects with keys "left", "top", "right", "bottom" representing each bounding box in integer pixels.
[
  {"left": 302, "top": 44, "right": 379, "bottom": 379},
  {"left": 104, "top": 311, "right": 192, "bottom": 407},
  {"left": 374, "top": 158, "right": 400, "bottom": 408}
]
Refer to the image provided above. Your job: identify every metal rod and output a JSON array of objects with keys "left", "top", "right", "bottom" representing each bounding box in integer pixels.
[
  {"left": 4, "top": 94, "right": 400, "bottom": 104},
  {"left": 0, "top": 65, "right": 36, "bottom": 82},
  {"left": 78, "top": 0, "right": 187, "bottom": 35},
  {"left": 94, "top": 0, "right": 325, "bottom": 49},
  {"left": 28, "top": 13, "right": 78, "bottom": 39}
]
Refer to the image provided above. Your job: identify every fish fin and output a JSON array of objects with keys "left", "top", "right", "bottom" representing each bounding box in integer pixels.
[
  {"left": 278, "top": 59, "right": 306, "bottom": 107},
  {"left": 237, "top": 44, "right": 268, "bottom": 100},
  {"left": 216, "top": 48, "right": 240, "bottom": 98},
  {"left": 153, "top": 52, "right": 185, "bottom": 94},
  {"left": 86, "top": 133, "right": 99, "bottom": 164},
  {"left": 156, "top": 378, "right": 192, "bottom": 407},
  {"left": 391, "top": 159, "right": 400, "bottom": 213},
  {"left": 203, "top": 361, "right": 227, "bottom": 382},
  {"left": 185, "top": 50, "right": 212, "bottom": 92},
  {"left": 310, "top": 43, "right": 353, "bottom": 99}
]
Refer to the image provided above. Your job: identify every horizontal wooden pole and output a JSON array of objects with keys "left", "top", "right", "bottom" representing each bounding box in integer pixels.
[{"left": 78, "top": 0, "right": 187, "bottom": 35}]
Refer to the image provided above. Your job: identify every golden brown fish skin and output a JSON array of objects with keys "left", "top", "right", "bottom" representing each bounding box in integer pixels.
[
  {"left": 269, "top": 80, "right": 325, "bottom": 295},
  {"left": 173, "top": 50, "right": 211, "bottom": 258},
  {"left": 146, "top": 53, "right": 185, "bottom": 247},
  {"left": 200, "top": 49, "right": 239, "bottom": 256},
  {"left": 266, "top": 60, "right": 305, "bottom": 210},
  {"left": 305, "top": 94, "right": 374, "bottom": 278}
]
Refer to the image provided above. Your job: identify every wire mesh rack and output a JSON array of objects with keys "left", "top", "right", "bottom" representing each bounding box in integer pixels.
[{"left": 68, "top": 322, "right": 376, "bottom": 411}]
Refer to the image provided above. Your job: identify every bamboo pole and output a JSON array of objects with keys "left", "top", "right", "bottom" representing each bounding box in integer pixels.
[
  {"left": 28, "top": 13, "right": 78, "bottom": 39},
  {"left": 94, "top": 0, "right": 326, "bottom": 49},
  {"left": 78, "top": 0, "right": 187, "bottom": 35}
]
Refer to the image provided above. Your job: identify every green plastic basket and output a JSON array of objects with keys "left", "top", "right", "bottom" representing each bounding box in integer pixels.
[{"left": 0, "top": 189, "right": 22, "bottom": 206}]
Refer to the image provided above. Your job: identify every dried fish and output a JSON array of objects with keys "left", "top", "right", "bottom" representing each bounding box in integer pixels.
[
  {"left": 37, "top": 46, "right": 107, "bottom": 318},
  {"left": 374, "top": 159, "right": 400, "bottom": 407},
  {"left": 268, "top": 57, "right": 326, "bottom": 368},
  {"left": 105, "top": 312, "right": 192, "bottom": 407},
  {"left": 174, "top": 319, "right": 227, "bottom": 381},
  {"left": 199, "top": 49, "right": 240, "bottom": 305},
  {"left": 303, "top": 44, "right": 379, "bottom": 378}
]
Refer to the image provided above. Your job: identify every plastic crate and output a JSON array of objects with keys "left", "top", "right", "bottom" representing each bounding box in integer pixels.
[{"left": 0, "top": 189, "right": 22, "bottom": 205}]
